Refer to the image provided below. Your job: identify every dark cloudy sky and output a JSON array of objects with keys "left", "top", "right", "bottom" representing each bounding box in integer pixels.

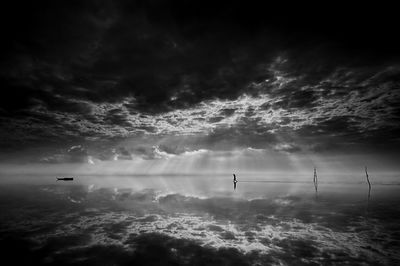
[{"left": 1, "top": 1, "right": 400, "bottom": 173}]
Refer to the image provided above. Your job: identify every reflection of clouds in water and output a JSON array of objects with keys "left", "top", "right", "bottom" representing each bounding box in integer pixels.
[
  {"left": 1, "top": 185, "right": 399, "bottom": 265},
  {"left": 52, "top": 210, "right": 396, "bottom": 265}
]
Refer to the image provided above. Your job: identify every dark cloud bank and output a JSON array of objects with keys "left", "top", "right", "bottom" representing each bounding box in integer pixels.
[{"left": 0, "top": 0, "right": 400, "bottom": 161}]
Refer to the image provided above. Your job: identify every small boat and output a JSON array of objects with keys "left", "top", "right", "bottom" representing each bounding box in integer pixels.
[{"left": 56, "top": 177, "right": 74, "bottom": 181}]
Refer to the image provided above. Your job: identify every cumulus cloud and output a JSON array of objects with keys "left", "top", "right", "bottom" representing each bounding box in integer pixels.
[
  {"left": 273, "top": 143, "right": 301, "bottom": 153},
  {"left": 115, "top": 147, "right": 133, "bottom": 160},
  {"left": 135, "top": 145, "right": 175, "bottom": 160},
  {"left": 40, "top": 145, "right": 94, "bottom": 164},
  {"left": 67, "top": 145, "right": 88, "bottom": 162}
]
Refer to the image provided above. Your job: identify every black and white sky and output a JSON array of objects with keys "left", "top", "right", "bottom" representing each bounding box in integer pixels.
[{"left": 1, "top": 0, "right": 400, "bottom": 174}]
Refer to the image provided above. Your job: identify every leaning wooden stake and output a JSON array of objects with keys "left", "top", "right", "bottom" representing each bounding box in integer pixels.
[{"left": 365, "top": 166, "right": 371, "bottom": 199}]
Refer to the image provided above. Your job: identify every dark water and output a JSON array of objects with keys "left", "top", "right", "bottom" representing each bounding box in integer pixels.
[{"left": 0, "top": 175, "right": 399, "bottom": 265}]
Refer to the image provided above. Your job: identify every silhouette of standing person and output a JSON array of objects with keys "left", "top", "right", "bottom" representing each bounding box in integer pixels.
[{"left": 233, "top": 174, "right": 237, "bottom": 190}]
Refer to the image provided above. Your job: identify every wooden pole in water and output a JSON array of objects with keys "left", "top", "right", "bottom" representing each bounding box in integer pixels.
[
  {"left": 365, "top": 166, "right": 371, "bottom": 199},
  {"left": 313, "top": 167, "right": 318, "bottom": 194}
]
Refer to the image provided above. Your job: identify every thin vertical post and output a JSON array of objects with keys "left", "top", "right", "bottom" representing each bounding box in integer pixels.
[
  {"left": 313, "top": 167, "right": 318, "bottom": 196},
  {"left": 365, "top": 166, "right": 371, "bottom": 200}
]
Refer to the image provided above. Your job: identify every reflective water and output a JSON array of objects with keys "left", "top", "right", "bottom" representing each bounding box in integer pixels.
[{"left": 0, "top": 175, "right": 399, "bottom": 265}]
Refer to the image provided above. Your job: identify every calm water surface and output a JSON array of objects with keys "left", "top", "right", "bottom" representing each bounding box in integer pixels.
[{"left": 0, "top": 175, "right": 399, "bottom": 265}]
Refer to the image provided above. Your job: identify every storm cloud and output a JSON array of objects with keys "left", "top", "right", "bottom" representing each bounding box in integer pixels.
[{"left": 0, "top": 0, "right": 400, "bottom": 161}]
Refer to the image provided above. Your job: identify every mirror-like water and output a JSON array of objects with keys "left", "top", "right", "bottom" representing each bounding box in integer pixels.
[{"left": 0, "top": 175, "right": 399, "bottom": 265}]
